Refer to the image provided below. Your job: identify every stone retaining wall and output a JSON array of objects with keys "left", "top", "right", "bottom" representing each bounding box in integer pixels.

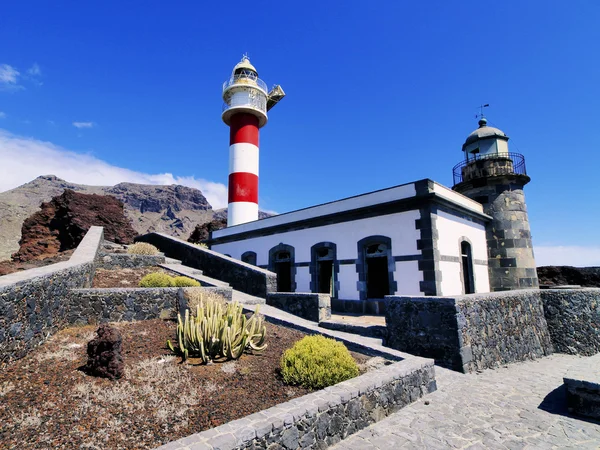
[
  {"left": 385, "top": 290, "right": 554, "bottom": 373},
  {"left": 136, "top": 232, "right": 277, "bottom": 298},
  {"left": 95, "top": 253, "right": 165, "bottom": 269},
  {"left": 157, "top": 359, "right": 435, "bottom": 450},
  {"left": 68, "top": 286, "right": 233, "bottom": 325},
  {"left": 541, "top": 288, "right": 600, "bottom": 356},
  {"left": 0, "top": 227, "right": 104, "bottom": 364},
  {"left": 266, "top": 292, "right": 331, "bottom": 322}
]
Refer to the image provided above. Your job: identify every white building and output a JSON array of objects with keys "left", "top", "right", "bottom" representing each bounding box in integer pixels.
[{"left": 211, "top": 179, "right": 491, "bottom": 313}]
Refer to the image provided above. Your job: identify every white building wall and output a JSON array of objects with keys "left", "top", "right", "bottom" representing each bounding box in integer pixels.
[
  {"left": 338, "top": 265, "right": 359, "bottom": 300},
  {"left": 295, "top": 266, "right": 311, "bottom": 292},
  {"left": 435, "top": 209, "right": 490, "bottom": 295},
  {"left": 394, "top": 261, "right": 423, "bottom": 295},
  {"left": 439, "top": 260, "right": 462, "bottom": 296},
  {"left": 212, "top": 210, "right": 422, "bottom": 299}
]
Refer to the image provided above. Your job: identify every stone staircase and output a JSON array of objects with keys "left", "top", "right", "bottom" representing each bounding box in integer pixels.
[{"left": 160, "top": 259, "right": 265, "bottom": 305}]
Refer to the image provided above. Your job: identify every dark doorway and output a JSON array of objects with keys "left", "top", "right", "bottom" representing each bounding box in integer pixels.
[
  {"left": 269, "top": 244, "right": 296, "bottom": 292},
  {"left": 310, "top": 242, "right": 338, "bottom": 298},
  {"left": 317, "top": 260, "right": 334, "bottom": 294},
  {"left": 365, "top": 242, "right": 391, "bottom": 299},
  {"left": 366, "top": 255, "right": 390, "bottom": 298},
  {"left": 276, "top": 260, "right": 292, "bottom": 292},
  {"left": 357, "top": 236, "right": 396, "bottom": 302},
  {"left": 461, "top": 241, "right": 475, "bottom": 294}
]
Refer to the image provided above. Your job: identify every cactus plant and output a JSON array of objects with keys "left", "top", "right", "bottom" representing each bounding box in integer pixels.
[{"left": 166, "top": 298, "right": 267, "bottom": 364}]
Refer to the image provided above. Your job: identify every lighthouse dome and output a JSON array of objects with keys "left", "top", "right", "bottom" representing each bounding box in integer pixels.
[
  {"left": 232, "top": 56, "right": 258, "bottom": 76},
  {"left": 462, "top": 118, "right": 509, "bottom": 151}
]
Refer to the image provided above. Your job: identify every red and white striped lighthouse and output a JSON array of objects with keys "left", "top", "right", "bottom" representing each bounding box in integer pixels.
[{"left": 222, "top": 56, "right": 285, "bottom": 227}]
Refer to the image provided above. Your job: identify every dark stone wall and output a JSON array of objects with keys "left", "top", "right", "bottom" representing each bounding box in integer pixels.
[
  {"left": 136, "top": 232, "right": 277, "bottom": 298},
  {"left": 541, "top": 289, "right": 600, "bottom": 356},
  {"left": 0, "top": 262, "right": 96, "bottom": 364},
  {"left": 385, "top": 297, "right": 464, "bottom": 371},
  {"left": 95, "top": 253, "right": 165, "bottom": 269},
  {"left": 455, "top": 291, "right": 552, "bottom": 372},
  {"left": 0, "top": 226, "right": 104, "bottom": 364},
  {"left": 155, "top": 361, "right": 436, "bottom": 450},
  {"left": 68, "top": 288, "right": 183, "bottom": 325},
  {"left": 385, "top": 290, "right": 553, "bottom": 373},
  {"left": 266, "top": 293, "right": 331, "bottom": 322},
  {"left": 454, "top": 171, "right": 538, "bottom": 291}
]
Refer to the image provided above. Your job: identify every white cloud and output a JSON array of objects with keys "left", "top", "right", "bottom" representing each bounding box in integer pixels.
[
  {"left": 0, "top": 112, "right": 6, "bottom": 119},
  {"left": 27, "top": 63, "right": 41, "bottom": 76},
  {"left": 0, "top": 64, "right": 22, "bottom": 91},
  {"left": 73, "top": 121, "right": 94, "bottom": 129},
  {"left": 0, "top": 129, "right": 228, "bottom": 209},
  {"left": 535, "top": 245, "right": 600, "bottom": 267}
]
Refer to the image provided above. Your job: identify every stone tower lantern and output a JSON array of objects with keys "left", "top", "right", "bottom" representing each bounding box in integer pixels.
[{"left": 452, "top": 117, "right": 539, "bottom": 291}]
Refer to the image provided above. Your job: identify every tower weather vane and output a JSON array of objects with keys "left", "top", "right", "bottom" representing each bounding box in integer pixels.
[{"left": 476, "top": 103, "right": 490, "bottom": 119}]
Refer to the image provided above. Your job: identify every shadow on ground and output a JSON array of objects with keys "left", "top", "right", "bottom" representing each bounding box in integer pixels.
[{"left": 538, "top": 384, "right": 600, "bottom": 426}]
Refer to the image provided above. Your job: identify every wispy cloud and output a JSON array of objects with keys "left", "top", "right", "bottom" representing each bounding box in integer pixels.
[
  {"left": 0, "top": 64, "right": 22, "bottom": 91},
  {"left": 0, "top": 129, "right": 228, "bottom": 209},
  {"left": 27, "top": 63, "right": 41, "bottom": 76},
  {"left": 536, "top": 245, "right": 600, "bottom": 267},
  {"left": 72, "top": 121, "right": 94, "bottom": 129},
  {"left": 0, "top": 112, "right": 6, "bottom": 119}
]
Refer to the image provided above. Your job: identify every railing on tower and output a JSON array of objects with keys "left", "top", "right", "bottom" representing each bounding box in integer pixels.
[
  {"left": 452, "top": 152, "right": 527, "bottom": 186},
  {"left": 222, "top": 75, "right": 268, "bottom": 94}
]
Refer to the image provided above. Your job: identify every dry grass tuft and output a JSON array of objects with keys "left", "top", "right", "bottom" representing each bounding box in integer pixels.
[
  {"left": 184, "top": 288, "right": 228, "bottom": 314},
  {"left": 127, "top": 242, "right": 160, "bottom": 255}
]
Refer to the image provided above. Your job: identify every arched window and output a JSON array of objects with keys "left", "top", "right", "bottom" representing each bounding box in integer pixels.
[
  {"left": 269, "top": 244, "right": 296, "bottom": 292},
  {"left": 356, "top": 236, "right": 397, "bottom": 301},
  {"left": 241, "top": 251, "right": 257, "bottom": 266},
  {"left": 310, "top": 242, "right": 339, "bottom": 298},
  {"left": 461, "top": 240, "right": 475, "bottom": 294}
]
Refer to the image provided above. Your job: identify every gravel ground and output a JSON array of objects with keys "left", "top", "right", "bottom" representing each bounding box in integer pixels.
[{"left": 0, "top": 319, "right": 371, "bottom": 450}]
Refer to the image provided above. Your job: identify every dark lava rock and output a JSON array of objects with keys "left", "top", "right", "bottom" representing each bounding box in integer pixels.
[
  {"left": 106, "top": 182, "right": 211, "bottom": 213},
  {"left": 188, "top": 218, "right": 227, "bottom": 243},
  {"left": 538, "top": 266, "right": 600, "bottom": 287},
  {"left": 84, "top": 324, "right": 125, "bottom": 380},
  {"left": 12, "top": 189, "right": 137, "bottom": 262}
]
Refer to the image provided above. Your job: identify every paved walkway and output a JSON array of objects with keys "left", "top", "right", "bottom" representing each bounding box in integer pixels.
[{"left": 332, "top": 354, "right": 600, "bottom": 450}]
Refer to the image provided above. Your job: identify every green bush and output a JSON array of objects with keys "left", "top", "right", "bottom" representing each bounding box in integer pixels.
[
  {"left": 172, "top": 276, "right": 201, "bottom": 287},
  {"left": 139, "top": 272, "right": 174, "bottom": 287},
  {"left": 127, "top": 242, "right": 160, "bottom": 255},
  {"left": 280, "top": 335, "right": 359, "bottom": 389}
]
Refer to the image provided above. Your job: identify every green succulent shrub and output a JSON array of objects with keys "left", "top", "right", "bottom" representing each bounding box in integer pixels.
[
  {"left": 139, "top": 272, "right": 174, "bottom": 287},
  {"left": 127, "top": 242, "right": 160, "bottom": 255},
  {"left": 172, "top": 276, "right": 201, "bottom": 287},
  {"left": 167, "top": 299, "right": 267, "bottom": 364},
  {"left": 280, "top": 335, "right": 359, "bottom": 389}
]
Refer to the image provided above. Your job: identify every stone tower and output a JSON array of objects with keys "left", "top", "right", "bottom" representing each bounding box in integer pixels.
[{"left": 452, "top": 117, "right": 539, "bottom": 291}]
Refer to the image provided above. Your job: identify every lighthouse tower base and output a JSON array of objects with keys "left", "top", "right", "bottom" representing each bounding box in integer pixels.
[{"left": 454, "top": 171, "right": 539, "bottom": 292}]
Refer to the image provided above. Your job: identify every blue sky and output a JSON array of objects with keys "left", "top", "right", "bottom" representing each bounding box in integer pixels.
[{"left": 1, "top": 1, "right": 599, "bottom": 265}]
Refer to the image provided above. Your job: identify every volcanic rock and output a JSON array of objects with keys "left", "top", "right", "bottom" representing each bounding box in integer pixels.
[
  {"left": 188, "top": 218, "right": 228, "bottom": 243},
  {"left": 537, "top": 266, "right": 600, "bottom": 287},
  {"left": 12, "top": 189, "right": 137, "bottom": 262},
  {"left": 0, "top": 175, "right": 215, "bottom": 261},
  {"left": 84, "top": 324, "right": 125, "bottom": 380}
]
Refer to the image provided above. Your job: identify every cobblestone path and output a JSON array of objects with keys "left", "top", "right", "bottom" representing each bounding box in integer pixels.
[{"left": 332, "top": 354, "right": 600, "bottom": 449}]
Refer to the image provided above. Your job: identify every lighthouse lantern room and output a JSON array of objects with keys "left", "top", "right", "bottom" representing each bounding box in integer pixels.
[{"left": 222, "top": 55, "right": 285, "bottom": 227}]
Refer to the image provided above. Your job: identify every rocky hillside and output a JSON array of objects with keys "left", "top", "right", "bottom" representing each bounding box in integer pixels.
[
  {"left": 537, "top": 266, "right": 600, "bottom": 287},
  {"left": 13, "top": 190, "right": 137, "bottom": 262},
  {"left": 0, "top": 175, "right": 214, "bottom": 261}
]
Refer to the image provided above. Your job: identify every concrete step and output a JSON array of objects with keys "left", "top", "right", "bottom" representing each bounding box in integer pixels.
[
  {"left": 160, "top": 263, "right": 229, "bottom": 289},
  {"left": 164, "top": 257, "right": 183, "bottom": 265},
  {"left": 232, "top": 290, "right": 265, "bottom": 305}
]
